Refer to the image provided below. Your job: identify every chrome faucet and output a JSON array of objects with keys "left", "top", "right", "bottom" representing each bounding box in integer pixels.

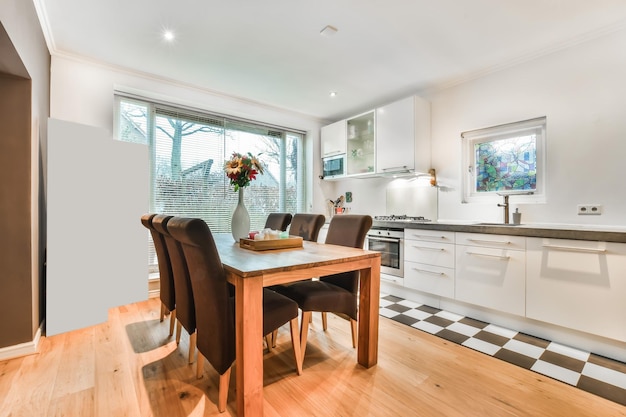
[
  {"left": 497, "top": 194, "right": 510, "bottom": 224},
  {"left": 497, "top": 191, "right": 534, "bottom": 224}
]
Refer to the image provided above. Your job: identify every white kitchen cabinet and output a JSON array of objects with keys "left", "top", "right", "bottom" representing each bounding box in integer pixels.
[
  {"left": 455, "top": 232, "right": 526, "bottom": 316},
  {"left": 526, "top": 237, "right": 626, "bottom": 342},
  {"left": 320, "top": 119, "right": 347, "bottom": 158},
  {"left": 376, "top": 95, "right": 430, "bottom": 175},
  {"left": 404, "top": 230, "right": 455, "bottom": 298},
  {"left": 346, "top": 110, "right": 376, "bottom": 176}
]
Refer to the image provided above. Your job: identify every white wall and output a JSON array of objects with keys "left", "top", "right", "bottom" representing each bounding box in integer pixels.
[
  {"left": 429, "top": 27, "right": 626, "bottom": 226},
  {"left": 49, "top": 56, "right": 327, "bottom": 214}
]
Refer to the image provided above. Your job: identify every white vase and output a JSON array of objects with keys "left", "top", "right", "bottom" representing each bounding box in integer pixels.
[{"left": 231, "top": 187, "right": 250, "bottom": 242}]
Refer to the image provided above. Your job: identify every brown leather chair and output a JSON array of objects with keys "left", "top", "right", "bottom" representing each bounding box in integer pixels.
[
  {"left": 140, "top": 213, "right": 176, "bottom": 337},
  {"left": 166, "top": 216, "right": 303, "bottom": 413},
  {"left": 277, "top": 214, "right": 372, "bottom": 361},
  {"left": 288, "top": 213, "right": 326, "bottom": 242},
  {"left": 264, "top": 212, "right": 293, "bottom": 231},
  {"left": 153, "top": 214, "right": 197, "bottom": 364}
]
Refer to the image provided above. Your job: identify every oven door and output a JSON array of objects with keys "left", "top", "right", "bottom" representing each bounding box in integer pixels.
[{"left": 366, "top": 235, "right": 403, "bottom": 278}]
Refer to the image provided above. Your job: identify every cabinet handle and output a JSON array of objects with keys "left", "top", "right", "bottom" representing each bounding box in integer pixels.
[
  {"left": 541, "top": 244, "right": 607, "bottom": 254},
  {"left": 381, "top": 165, "right": 409, "bottom": 172},
  {"left": 411, "top": 234, "right": 447, "bottom": 240},
  {"left": 411, "top": 245, "right": 445, "bottom": 251},
  {"left": 465, "top": 251, "right": 510, "bottom": 260},
  {"left": 467, "top": 238, "right": 511, "bottom": 245},
  {"left": 412, "top": 268, "right": 446, "bottom": 276},
  {"left": 381, "top": 276, "right": 401, "bottom": 284}
]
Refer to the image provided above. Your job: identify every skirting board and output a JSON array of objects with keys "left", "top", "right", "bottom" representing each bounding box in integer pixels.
[{"left": 0, "top": 324, "right": 43, "bottom": 361}]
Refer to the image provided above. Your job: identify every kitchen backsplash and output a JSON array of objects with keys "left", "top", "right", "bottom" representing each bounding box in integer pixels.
[{"left": 386, "top": 180, "right": 438, "bottom": 220}]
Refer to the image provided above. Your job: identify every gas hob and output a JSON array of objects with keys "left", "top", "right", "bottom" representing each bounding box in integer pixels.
[{"left": 373, "top": 214, "right": 432, "bottom": 223}]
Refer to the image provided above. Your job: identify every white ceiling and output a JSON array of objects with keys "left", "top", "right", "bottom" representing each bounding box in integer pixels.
[{"left": 35, "top": 0, "right": 626, "bottom": 121}]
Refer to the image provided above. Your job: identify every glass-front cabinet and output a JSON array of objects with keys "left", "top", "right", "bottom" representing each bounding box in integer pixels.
[{"left": 346, "top": 111, "right": 375, "bottom": 176}]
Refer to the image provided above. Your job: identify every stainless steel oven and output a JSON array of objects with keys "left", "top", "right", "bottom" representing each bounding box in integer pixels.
[{"left": 366, "top": 227, "right": 403, "bottom": 278}]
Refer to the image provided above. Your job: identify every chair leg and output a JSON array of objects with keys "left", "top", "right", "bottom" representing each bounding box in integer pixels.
[
  {"left": 289, "top": 318, "right": 303, "bottom": 375},
  {"left": 188, "top": 331, "right": 196, "bottom": 364},
  {"left": 218, "top": 367, "right": 232, "bottom": 413},
  {"left": 196, "top": 352, "right": 204, "bottom": 379},
  {"left": 300, "top": 311, "right": 312, "bottom": 362},
  {"left": 350, "top": 319, "right": 358, "bottom": 348},
  {"left": 322, "top": 312, "right": 328, "bottom": 331},
  {"left": 272, "top": 329, "right": 278, "bottom": 348},
  {"left": 160, "top": 303, "right": 166, "bottom": 322},
  {"left": 265, "top": 334, "right": 273, "bottom": 352},
  {"left": 168, "top": 309, "right": 176, "bottom": 337},
  {"left": 176, "top": 321, "right": 182, "bottom": 345}
]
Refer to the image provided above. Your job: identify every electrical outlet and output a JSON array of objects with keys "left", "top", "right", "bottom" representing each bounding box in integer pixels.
[{"left": 577, "top": 204, "right": 603, "bottom": 215}]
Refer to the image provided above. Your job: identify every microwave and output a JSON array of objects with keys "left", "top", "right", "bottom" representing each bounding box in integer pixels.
[{"left": 322, "top": 154, "right": 346, "bottom": 179}]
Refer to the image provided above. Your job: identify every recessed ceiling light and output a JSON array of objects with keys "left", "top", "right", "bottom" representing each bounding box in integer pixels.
[
  {"left": 320, "top": 25, "right": 338, "bottom": 37},
  {"left": 329, "top": 91, "right": 337, "bottom": 97},
  {"left": 163, "top": 30, "right": 175, "bottom": 42}
]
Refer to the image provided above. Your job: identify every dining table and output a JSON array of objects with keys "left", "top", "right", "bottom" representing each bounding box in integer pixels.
[{"left": 213, "top": 234, "right": 381, "bottom": 416}]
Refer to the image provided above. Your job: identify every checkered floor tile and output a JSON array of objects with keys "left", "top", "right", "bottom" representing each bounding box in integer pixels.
[{"left": 380, "top": 294, "right": 626, "bottom": 406}]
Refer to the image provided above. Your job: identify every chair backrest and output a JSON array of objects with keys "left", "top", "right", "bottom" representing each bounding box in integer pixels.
[
  {"left": 153, "top": 214, "right": 196, "bottom": 334},
  {"left": 140, "top": 213, "right": 175, "bottom": 311},
  {"left": 289, "top": 213, "right": 326, "bottom": 242},
  {"left": 264, "top": 212, "right": 293, "bottom": 231},
  {"left": 322, "top": 214, "right": 373, "bottom": 294},
  {"left": 166, "top": 217, "right": 235, "bottom": 376}
]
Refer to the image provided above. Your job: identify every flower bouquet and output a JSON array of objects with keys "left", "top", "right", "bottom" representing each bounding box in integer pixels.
[{"left": 224, "top": 152, "right": 264, "bottom": 191}]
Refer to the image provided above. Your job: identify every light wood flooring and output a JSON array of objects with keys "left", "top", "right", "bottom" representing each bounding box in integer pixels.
[{"left": 1, "top": 297, "right": 625, "bottom": 417}]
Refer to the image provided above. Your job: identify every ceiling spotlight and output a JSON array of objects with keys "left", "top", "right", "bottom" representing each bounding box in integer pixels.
[
  {"left": 320, "top": 25, "right": 338, "bottom": 37},
  {"left": 163, "top": 30, "right": 175, "bottom": 42},
  {"left": 329, "top": 91, "right": 337, "bottom": 97}
]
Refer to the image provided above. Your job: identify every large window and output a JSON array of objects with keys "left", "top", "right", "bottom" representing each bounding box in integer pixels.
[
  {"left": 461, "top": 117, "right": 546, "bottom": 203},
  {"left": 114, "top": 94, "right": 305, "bottom": 267}
]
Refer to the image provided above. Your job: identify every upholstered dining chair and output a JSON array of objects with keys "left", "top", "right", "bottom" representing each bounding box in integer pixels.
[
  {"left": 264, "top": 212, "right": 293, "bottom": 231},
  {"left": 166, "top": 216, "right": 303, "bottom": 413},
  {"left": 140, "top": 213, "right": 176, "bottom": 338},
  {"left": 276, "top": 214, "right": 372, "bottom": 361},
  {"left": 153, "top": 214, "right": 197, "bottom": 364},
  {"left": 289, "top": 213, "right": 326, "bottom": 242}
]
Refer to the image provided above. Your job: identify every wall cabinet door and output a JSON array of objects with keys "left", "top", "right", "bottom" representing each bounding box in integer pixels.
[
  {"left": 526, "top": 237, "right": 626, "bottom": 342},
  {"left": 455, "top": 233, "right": 526, "bottom": 316},
  {"left": 346, "top": 111, "right": 376, "bottom": 176},
  {"left": 376, "top": 95, "right": 430, "bottom": 174},
  {"left": 321, "top": 119, "right": 346, "bottom": 157}
]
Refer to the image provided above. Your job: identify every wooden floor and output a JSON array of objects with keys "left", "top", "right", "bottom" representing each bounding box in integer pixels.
[{"left": 1, "top": 298, "right": 625, "bottom": 417}]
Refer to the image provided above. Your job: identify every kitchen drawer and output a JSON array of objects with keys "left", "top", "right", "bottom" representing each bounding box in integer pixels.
[
  {"left": 405, "top": 240, "right": 454, "bottom": 268},
  {"left": 405, "top": 229, "right": 455, "bottom": 244},
  {"left": 455, "top": 245, "right": 526, "bottom": 316},
  {"left": 456, "top": 232, "right": 525, "bottom": 251},
  {"left": 405, "top": 261, "right": 454, "bottom": 298}
]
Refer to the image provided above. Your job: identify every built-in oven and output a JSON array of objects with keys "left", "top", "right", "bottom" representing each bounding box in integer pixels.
[{"left": 366, "top": 227, "right": 403, "bottom": 278}]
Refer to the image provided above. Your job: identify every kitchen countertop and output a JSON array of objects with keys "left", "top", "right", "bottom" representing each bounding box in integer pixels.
[{"left": 372, "top": 220, "right": 626, "bottom": 243}]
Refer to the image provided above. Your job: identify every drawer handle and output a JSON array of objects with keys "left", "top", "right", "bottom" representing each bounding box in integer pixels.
[
  {"left": 466, "top": 251, "right": 510, "bottom": 260},
  {"left": 541, "top": 244, "right": 607, "bottom": 254},
  {"left": 411, "top": 245, "right": 445, "bottom": 251},
  {"left": 381, "top": 276, "right": 402, "bottom": 284},
  {"left": 412, "top": 268, "right": 446, "bottom": 276},
  {"left": 411, "top": 234, "right": 447, "bottom": 240},
  {"left": 467, "top": 238, "right": 511, "bottom": 245}
]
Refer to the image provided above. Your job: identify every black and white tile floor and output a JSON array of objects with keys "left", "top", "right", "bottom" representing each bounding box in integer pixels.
[{"left": 380, "top": 294, "right": 626, "bottom": 406}]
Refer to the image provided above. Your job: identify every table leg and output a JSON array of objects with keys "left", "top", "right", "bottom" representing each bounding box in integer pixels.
[
  {"left": 357, "top": 259, "right": 380, "bottom": 367},
  {"left": 232, "top": 273, "right": 264, "bottom": 416}
]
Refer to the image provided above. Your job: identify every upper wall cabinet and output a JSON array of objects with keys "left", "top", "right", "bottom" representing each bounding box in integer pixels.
[
  {"left": 346, "top": 110, "right": 376, "bottom": 176},
  {"left": 320, "top": 119, "right": 347, "bottom": 158},
  {"left": 376, "top": 95, "right": 431, "bottom": 175}
]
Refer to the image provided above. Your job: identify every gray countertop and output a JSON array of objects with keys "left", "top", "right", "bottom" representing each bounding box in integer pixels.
[{"left": 372, "top": 220, "right": 626, "bottom": 243}]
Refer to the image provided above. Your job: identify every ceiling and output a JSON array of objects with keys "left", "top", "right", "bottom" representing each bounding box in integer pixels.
[{"left": 35, "top": 0, "right": 626, "bottom": 121}]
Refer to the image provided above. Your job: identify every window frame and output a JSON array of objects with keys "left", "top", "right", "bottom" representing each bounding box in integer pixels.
[{"left": 461, "top": 117, "right": 546, "bottom": 204}]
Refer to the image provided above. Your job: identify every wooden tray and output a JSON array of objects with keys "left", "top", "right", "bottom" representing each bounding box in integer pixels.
[{"left": 239, "top": 236, "right": 304, "bottom": 251}]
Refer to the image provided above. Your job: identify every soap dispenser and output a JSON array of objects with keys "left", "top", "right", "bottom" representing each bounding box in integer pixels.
[{"left": 512, "top": 208, "right": 521, "bottom": 225}]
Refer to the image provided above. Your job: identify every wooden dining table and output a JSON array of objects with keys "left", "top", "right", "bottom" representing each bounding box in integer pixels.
[{"left": 213, "top": 234, "right": 381, "bottom": 416}]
